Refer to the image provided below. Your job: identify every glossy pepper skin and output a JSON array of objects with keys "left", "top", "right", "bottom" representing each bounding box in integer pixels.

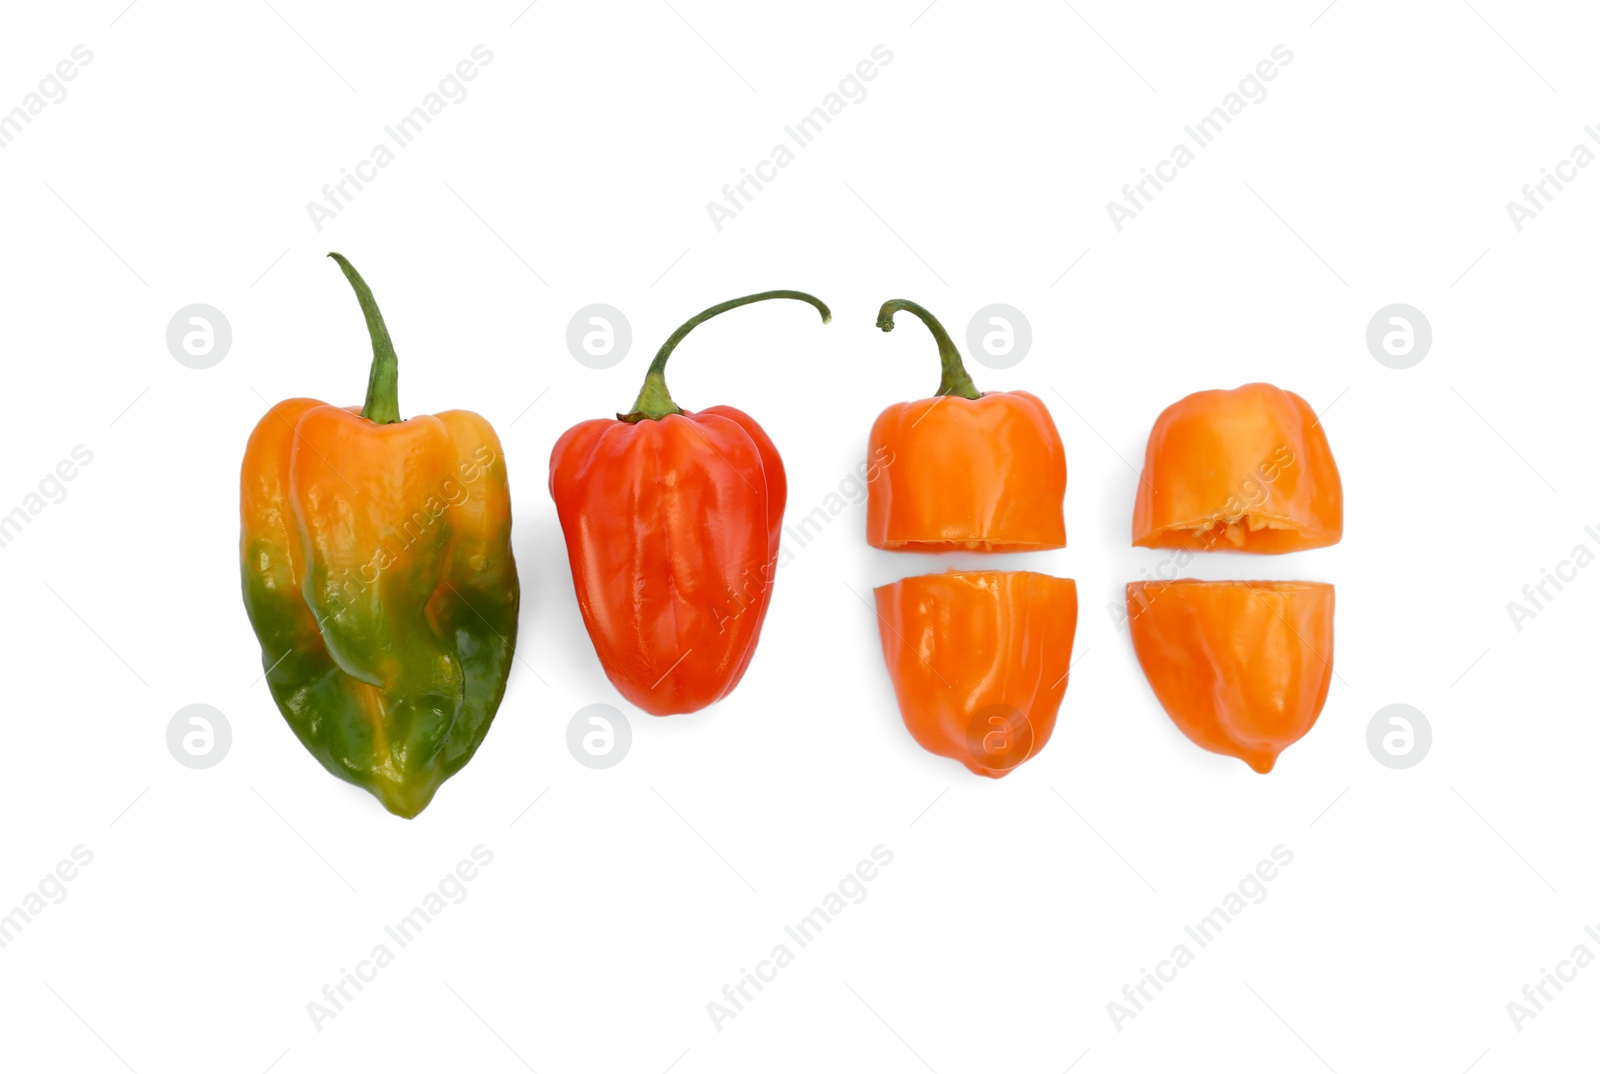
[
  {"left": 868, "top": 301, "right": 1066, "bottom": 551},
  {"left": 240, "top": 254, "right": 519, "bottom": 818},
  {"left": 874, "top": 571, "right": 1077, "bottom": 777},
  {"left": 1132, "top": 383, "right": 1342, "bottom": 553},
  {"left": 1126, "top": 580, "right": 1333, "bottom": 773},
  {"left": 549, "top": 292, "right": 829, "bottom": 716}
]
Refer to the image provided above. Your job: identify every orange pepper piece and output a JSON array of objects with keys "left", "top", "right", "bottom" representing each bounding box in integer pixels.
[
  {"left": 867, "top": 301, "right": 1066, "bottom": 551},
  {"left": 1126, "top": 580, "right": 1334, "bottom": 772},
  {"left": 874, "top": 571, "right": 1077, "bottom": 777},
  {"left": 1132, "top": 383, "right": 1342, "bottom": 553}
]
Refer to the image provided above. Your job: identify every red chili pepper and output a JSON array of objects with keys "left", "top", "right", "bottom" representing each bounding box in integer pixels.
[{"left": 549, "top": 292, "right": 830, "bottom": 715}]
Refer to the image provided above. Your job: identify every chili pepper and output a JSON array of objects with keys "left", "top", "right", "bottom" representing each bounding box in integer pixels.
[
  {"left": 1126, "top": 580, "right": 1333, "bottom": 773},
  {"left": 1132, "top": 382, "right": 1342, "bottom": 553},
  {"left": 874, "top": 571, "right": 1077, "bottom": 777},
  {"left": 549, "top": 291, "right": 830, "bottom": 716},
  {"left": 240, "top": 254, "right": 519, "bottom": 818},
  {"left": 868, "top": 300, "right": 1066, "bottom": 551}
]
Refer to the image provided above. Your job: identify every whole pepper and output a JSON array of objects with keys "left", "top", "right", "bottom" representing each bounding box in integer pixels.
[
  {"left": 1126, "top": 580, "right": 1334, "bottom": 772},
  {"left": 868, "top": 300, "right": 1066, "bottom": 551},
  {"left": 875, "top": 571, "right": 1078, "bottom": 777},
  {"left": 240, "top": 254, "right": 519, "bottom": 818},
  {"left": 549, "top": 291, "right": 829, "bottom": 716}
]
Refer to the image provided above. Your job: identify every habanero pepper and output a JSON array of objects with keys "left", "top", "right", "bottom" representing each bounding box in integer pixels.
[
  {"left": 549, "top": 291, "right": 830, "bottom": 716},
  {"left": 240, "top": 254, "right": 519, "bottom": 818},
  {"left": 865, "top": 300, "right": 1076, "bottom": 777},
  {"left": 1127, "top": 382, "right": 1341, "bottom": 772}
]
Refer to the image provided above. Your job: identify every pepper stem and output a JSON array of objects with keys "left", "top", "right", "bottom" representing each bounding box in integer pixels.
[
  {"left": 875, "top": 299, "right": 981, "bottom": 400},
  {"left": 620, "top": 291, "right": 832, "bottom": 422},
  {"left": 328, "top": 252, "right": 402, "bottom": 425}
]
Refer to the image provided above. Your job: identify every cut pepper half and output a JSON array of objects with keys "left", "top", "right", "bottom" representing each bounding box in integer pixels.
[
  {"left": 1132, "top": 383, "right": 1342, "bottom": 554},
  {"left": 874, "top": 570, "right": 1077, "bottom": 777},
  {"left": 868, "top": 300, "right": 1066, "bottom": 552},
  {"left": 1126, "top": 580, "right": 1334, "bottom": 773}
]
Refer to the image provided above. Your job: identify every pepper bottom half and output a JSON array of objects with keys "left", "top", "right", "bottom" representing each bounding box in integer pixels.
[
  {"left": 874, "top": 570, "right": 1078, "bottom": 777},
  {"left": 1126, "top": 579, "right": 1334, "bottom": 773}
]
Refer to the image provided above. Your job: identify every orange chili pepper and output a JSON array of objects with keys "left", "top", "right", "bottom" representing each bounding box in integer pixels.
[
  {"left": 874, "top": 571, "right": 1077, "bottom": 777},
  {"left": 867, "top": 300, "right": 1066, "bottom": 551},
  {"left": 1126, "top": 580, "right": 1334, "bottom": 773},
  {"left": 1132, "top": 382, "right": 1342, "bottom": 554}
]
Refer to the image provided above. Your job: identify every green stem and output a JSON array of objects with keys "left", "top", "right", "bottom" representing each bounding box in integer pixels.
[
  {"left": 620, "top": 291, "right": 832, "bottom": 422},
  {"left": 328, "top": 252, "right": 402, "bottom": 425},
  {"left": 875, "top": 299, "right": 981, "bottom": 400}
]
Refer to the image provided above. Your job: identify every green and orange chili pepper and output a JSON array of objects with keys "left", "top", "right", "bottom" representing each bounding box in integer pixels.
[{"left": 240, "top": 254, "right": 519, "bottom": 817}]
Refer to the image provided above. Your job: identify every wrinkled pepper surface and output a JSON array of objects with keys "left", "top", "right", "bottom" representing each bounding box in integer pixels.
[
  {"left": 240, "top": 254, "right": 519, "bottom": 818},
  {"left": 875, "top": 571, "right": 1078, "bottom": 777},
  {"left": 868, "top": 300, "right": 1066, "bottom": 551},
  {"left": 1126, "top": 580, "right": 1333, "bottom": 773},
  {"left": 549, "top": 291, "right": 829, "bottom": 716},
  {"left": 1132, "top": 382, "right": 1342, "bottom": 553}
]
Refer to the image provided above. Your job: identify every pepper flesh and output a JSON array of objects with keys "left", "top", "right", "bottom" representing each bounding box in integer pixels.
[
  {"left": 1132, "top": 383, "right": 1342, "bottom": 553},
  {"left": 549, "top": 291, "right": 828, "bottom": 715},
  {"left": 874, "top": 571, "right": 1077, "bottom": 777},
  {"left": 240, "top": 254, "right": 518, "bottom": 818},
  {"left": 868, "top": 300, "right": 1066, "bottom": 551},
  {"left": 1126, "top": 580, "right": 1333, "bottom": 773}
]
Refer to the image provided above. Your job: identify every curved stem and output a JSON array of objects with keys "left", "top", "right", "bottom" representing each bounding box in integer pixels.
[
  {"left": 875, "top": 299, "right": 981, "bottom": 400},
  {"left": 328, "top": 252, "right": 402, "bottom": 424},
  {"left": 620, "top": 290, "right": 832, "bottom": 422}
]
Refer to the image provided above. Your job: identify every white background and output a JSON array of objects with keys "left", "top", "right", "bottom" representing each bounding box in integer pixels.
[{"left": 0, "top": 1, "right": 1594, "bottom": 1070}]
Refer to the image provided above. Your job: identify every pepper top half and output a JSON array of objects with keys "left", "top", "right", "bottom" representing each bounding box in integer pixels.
[
  {"left": 867, "top": 300, "right": 1067, "bottom": 552},
  {"left": 1132, "top": 382, "right": 1342, "bottom": 553}
]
